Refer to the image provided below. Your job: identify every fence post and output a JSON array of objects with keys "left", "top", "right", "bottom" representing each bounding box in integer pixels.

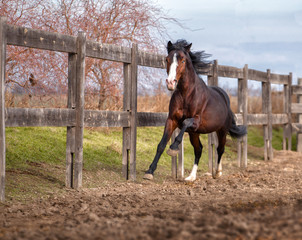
[
  {"left": 122, "top": 62, "right": 131, "bottom": 179},
  {"left": 177, "top": 132, "right": 184, "bottom": 179},
  {"left": 171, "top": 129, "right": 178, "bottom": 179},
  {"left": 288, "top": 73, "right": 292, "bottom": 150},
  {"left": 237, "top": 64, "right": 248, "bottom": 168},
  {"left": 74, "top": 31, "right": 86, "bottom": 189},
  {"left": 267, "top": 70, "right": 273, "bottom": 160},
  {"left": 283, "top": 73, "right": 292, "bottom": 150},
  {"left": 297, "top": 78, "right": 302, "bottom": 152},
  {"left": 170, "top": 128, "right": 184, "bottom": 179},
  {"left": 262, "top": 78, "right": 268, "bottom": 161},
  {"left": 207, "top": 60, "right": 218, "bottom": 175},
  {"left": 65, "top": 53, "right": 77, "bottom": 188},
  {"left": 129, "top": 43, "right": 138, "bottom": 181},
  {"left": 0, "top": 17, "right": 7, "bottom": 202},
  {"left": 262, "top": 69, "right": 273, "bottom": 160}
]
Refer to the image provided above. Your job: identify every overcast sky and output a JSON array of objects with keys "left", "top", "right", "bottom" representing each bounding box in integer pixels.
[{"left": 156, "top": 0, "right": 302, "bottom": 87}]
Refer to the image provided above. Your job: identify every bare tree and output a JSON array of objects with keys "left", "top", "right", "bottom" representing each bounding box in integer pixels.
[{"left": 1, "top": 0, "right": 177, "bottom": 109}]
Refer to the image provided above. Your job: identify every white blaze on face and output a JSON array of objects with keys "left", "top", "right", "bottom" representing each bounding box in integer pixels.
[{"left": 166, "top": 53, "right": 178, "bottom": 90}]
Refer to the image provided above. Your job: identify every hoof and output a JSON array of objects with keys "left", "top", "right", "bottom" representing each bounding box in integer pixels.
[
  {"left": 143, "top": 173, "right": 154, "bottom": 180},
  {"left": 166, "top": 148, "right": 179, "bottom": 157},
  {"left": 212, "top": 170, "right": 222, "bottom": 179},
  {"left": 184, "top": 175, "right": 196, "bottom": 182}
]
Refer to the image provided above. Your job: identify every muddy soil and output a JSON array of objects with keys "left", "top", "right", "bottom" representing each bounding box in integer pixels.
[{"left": 1, "top": 150, "right": 302, "bottom": 240}]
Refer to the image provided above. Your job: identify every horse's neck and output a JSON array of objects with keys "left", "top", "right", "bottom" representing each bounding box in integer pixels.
[{"left": 178, "top": 66, "right": 208, "bottom": 96}]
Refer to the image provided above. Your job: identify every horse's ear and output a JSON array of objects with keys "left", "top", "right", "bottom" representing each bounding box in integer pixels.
[
  {"left": 185, "top": 43, "right": 192, "bottom": 52},
  {"left": 167, "top": 41, "right": 174, "bottom": 52}
]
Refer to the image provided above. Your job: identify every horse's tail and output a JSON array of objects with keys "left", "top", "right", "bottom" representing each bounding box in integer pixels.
[{"left": 228, "top": 111, "right": 247, "bottom": 138}]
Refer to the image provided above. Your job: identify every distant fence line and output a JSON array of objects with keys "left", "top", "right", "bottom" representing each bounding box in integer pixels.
[{"left": 0, "top": 16, "right": 301, "bottom": 201}]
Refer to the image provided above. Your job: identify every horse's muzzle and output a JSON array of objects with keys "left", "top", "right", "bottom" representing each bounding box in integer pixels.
[{"left": 166, "top": 79, "right": 177, "bottom": 91}]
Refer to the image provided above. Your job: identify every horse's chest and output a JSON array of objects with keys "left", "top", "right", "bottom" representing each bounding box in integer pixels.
[
  {"left": 182, "top": 102, "right": 197, "bottom": 118},
  {"left": 172, "top": 93, "right": 201, "bottom": 120}
]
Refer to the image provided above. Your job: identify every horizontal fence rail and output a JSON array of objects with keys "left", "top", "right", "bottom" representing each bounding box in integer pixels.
[
  {"left": 6, "top": 23, "right": 167, "bottom": 69},
  {"left": 4, "top": 109, "right": 291, "bottom": 128},
  {"left": 5, "top": 108, "right": 168, "bottom": 128}
]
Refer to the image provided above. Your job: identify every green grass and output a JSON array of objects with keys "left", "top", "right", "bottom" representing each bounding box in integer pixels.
[
  {"left": 247, "top": 126, "right": 296, "bottom": 151},
  {"left": 6, "top": 127, "right": 66, "bottom": 169},
  {"left": 3, "top": 125, "right": 296, "bottom": 202}
]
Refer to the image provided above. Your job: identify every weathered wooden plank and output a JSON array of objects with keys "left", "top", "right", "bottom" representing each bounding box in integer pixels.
[
  {"left": 137, "top": 112, "right": 168, "bottom": 127},
  {"left": 122, "top": 62, "right": 131, "bottom": 179},
  {"left": 266, "top": 69, "right": 273, "bottom": 159},
  {"left": 5, "top": 108, "right": 75, "bottom": 127},
  {"left": 271, "top": 73, "right": 289, "bottom": 85},
  {"left": 74, "top": 32, "right": 86, "bottom": 190},
  {"left": 6, "top": 24, "right": 76, "bottom": 53},
  {"left": 235, "top": 113, "right": 243, "bottom": 125},
  {"left": 66, "top": 53, "right": 77, "bottom": 188},
  {"left": 129, "top": 44, "right": 138, "bottom": 181},
  {"left": 208, "top": 132, "right": 219, "bottom": 178},
  {"left": 207, "top": 61, "right": 218, "bottom": 173},
  {"left": 272, "top": 114, "right": 288, "bottom": 125},
  {"left": 248, "top": 69, "right": 267, "bottom": 82},
  {"left": 86, "top": 40, "right": 131, "bottom": 63},
  {"left": 5, "top": 108, "right": 130, "bottom": 128},
  {"left": 283, "top": 72, "right": 292, "bottom": 150},
  {"left": 6, "top": 23, "right": 168, "bottom": 66},
  {"left": 291, "top": 85, "right": 302, "bottom": 95},
  {"left": 0, "top": 17, "right": 7, "bottom": 202},
  {"left": 291, "top": 103, "right": 302, "bottom": 113},
  {"left": 177, "top": 130, "right": 184, "bottom": 179},
  {"left": 238, "top": 113, "right": 289, "bottom": 126},
  {"left": 237, "top": 64, "right": 248, "bottom": 167},
  {"left": 247, "top": 114, "right": 267, "bottom": 125},
  {"left": 296, "top": 78, "right": 302, "bottom": 152},
  {"left": 217, "top": 65, "right": 243, "bottom": 79},
  {"left": 262, "top": 76, "right": 269, "bottom": 160},
  {"left": 171, "top": 130, "right": 177, "bottom": 179},
  {"left": 208, "top": 60, "right": 218, "bottom": 85},
  {"left": 86, "top": 41, "right": 167, "bottom": 68},
  {"left": 137, "top": 51, "right": 166, "bottom": 69},
  {"left": 170, "top": 128, "right": 184, "bottom": 180},
  {"left": 288, "top": 73, "right": 293, "bottom": 149},
  {"left": 84, "top": 110, "right": 129, "bottom": 127}
]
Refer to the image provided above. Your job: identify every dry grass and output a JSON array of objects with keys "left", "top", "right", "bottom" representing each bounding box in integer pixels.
[
  {"left": 230, "top": 91, "right": 286, "bottom": 114},
  {"left": 5, "top": 89, "right": 288, "bottom": 115}
]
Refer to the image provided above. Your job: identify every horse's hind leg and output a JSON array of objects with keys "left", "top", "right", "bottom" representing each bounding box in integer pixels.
[
  {"left": 214, "top": 129, "right": 227, "bottom": 179},
  {"left": 185, "top": 133, "right": 202, "bottom": 182}
]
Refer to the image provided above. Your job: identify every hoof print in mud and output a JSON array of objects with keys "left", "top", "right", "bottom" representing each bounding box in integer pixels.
[
  {"left": 166, "top": 148, "right": 179, "bottom": 157},
  {"left": 143, "top": 173, "right": 154, "bottom": 180}
]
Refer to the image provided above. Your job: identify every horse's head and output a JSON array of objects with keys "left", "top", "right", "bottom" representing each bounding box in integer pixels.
[{"left": 165, "top": 41, "right": 192, "bottom": 91}]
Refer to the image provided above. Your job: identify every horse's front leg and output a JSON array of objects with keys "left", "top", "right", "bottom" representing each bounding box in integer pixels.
[
  {"left": 143, "top": 118, "right": 177, "bottom": 180},
  {"left": 166, "top": 117, "right": 196, "bottom": 157}
]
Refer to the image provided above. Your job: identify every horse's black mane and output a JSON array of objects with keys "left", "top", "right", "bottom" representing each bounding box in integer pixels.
[{"left": 167, "top": 39, "right": 212, "bottom": 74}]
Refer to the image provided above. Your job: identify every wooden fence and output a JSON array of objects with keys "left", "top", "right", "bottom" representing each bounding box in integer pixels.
[{"left": 0, "top": 16, "right": 301, "bottom": 201}]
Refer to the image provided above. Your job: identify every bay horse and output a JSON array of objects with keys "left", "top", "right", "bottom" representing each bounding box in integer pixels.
[{"left": 143, "top": 40, "right": 247, "bottom": 181}]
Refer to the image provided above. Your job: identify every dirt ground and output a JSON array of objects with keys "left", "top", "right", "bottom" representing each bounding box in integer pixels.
[{"left": 0, "top": 150, "right": 302, "bottom": 240}]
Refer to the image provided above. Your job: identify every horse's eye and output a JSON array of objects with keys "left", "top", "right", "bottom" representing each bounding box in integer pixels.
[{"left": 182, "top": 60, "right": 185, "bottom": 63}]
